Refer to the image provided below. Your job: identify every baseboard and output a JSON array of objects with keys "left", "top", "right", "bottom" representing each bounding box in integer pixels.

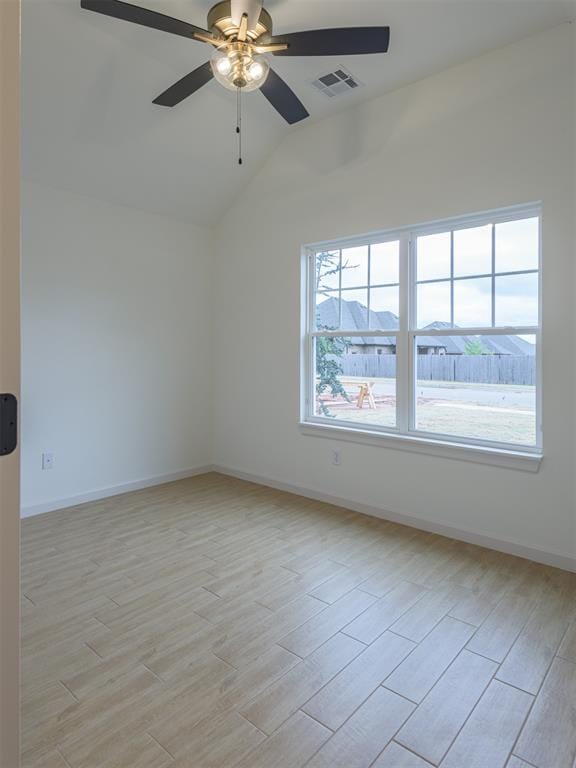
[
  {"left": 20, "top": 465, "right": 214, "bottom": 519},
  {"left": 22, "top": 462, "right": 575, "bottom": 572},
  {"left": 213, "top": 464, "right": 576, "bottom": 573}
]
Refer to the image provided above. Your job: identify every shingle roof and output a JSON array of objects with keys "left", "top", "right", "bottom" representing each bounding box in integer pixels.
[
  {"left": 317, "top": 298, "right": 535, "bottom": 355},
  {"left": 317, "top": 296, "right": 397, "bottom": 345}
]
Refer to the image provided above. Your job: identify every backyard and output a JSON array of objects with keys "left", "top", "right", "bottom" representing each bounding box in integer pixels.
[{"left": 316, "top": 376, "right": 537, "bottom": 446}]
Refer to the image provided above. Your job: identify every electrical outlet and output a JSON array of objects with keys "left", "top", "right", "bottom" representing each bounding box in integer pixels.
[
  {"left": 42, "top": 452, "right": 54, "bottom": 470},
  {"left": 331, "top": 449, "right": 341, "bottom": 466}
]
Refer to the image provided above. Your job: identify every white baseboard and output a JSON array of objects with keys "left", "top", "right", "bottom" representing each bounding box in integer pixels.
[
  {"left": 213, "top": 464, "right": 576, "bottom": 573},
  {"left": 22, "top": 461, "right": 575, "bottom": 573},
  {"left": 20, "top": 465, "right": 214, "bottom": 519}
]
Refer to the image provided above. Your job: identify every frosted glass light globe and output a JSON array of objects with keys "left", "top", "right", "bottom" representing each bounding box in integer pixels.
[
  {"left": 215, "top": 56, "right": 232, "bottom": 76},
  {"left": 211, "top": 45, "right": 270, "bottom": 92},
  {"left": 242, "top": 55, "right": 269, "bottom": 91},
  {"left": 248, "top": 60, "right": 264, "bottom": 80}
]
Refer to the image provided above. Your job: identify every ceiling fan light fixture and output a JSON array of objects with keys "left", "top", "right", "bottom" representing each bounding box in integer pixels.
[
  {"left": 207, "top": 0, "right": 273, "bottom": 41},
  {"left": 81, "top": 0, "right": 390, "bottom": 129},
  {"left": 210, "top": 44, "right": 269, "bottom": 92}
]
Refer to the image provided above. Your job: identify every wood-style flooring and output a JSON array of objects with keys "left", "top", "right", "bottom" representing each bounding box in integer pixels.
[{"left": 21, "top": 472, "right": 576, "bottom": 768}]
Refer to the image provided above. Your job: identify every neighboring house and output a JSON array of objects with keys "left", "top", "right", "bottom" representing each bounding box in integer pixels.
[
  {"left": 317, "top": 297, "right": 535, "bottom": 356},
  {"left": 317, "top": 296, "right": 397, "bottom": 354}
]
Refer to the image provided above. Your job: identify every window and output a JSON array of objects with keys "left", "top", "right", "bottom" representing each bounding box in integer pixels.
[{"left": 302, "top": 205, "right": 542, "bottom": 458}]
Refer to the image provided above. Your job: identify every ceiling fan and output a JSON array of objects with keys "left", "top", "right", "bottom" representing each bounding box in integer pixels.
[{"left": 80, "top": 0, "right": 391, "bottom": 125}]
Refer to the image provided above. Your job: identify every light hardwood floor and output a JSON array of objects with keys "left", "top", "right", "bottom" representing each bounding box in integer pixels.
[{"left": 21, "top": 472, "right": 576, "bottom": 768}]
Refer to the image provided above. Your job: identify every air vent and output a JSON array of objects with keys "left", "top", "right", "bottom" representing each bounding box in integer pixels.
[{"left": 310, "top": 67, "right": 363, "bottom": 98}]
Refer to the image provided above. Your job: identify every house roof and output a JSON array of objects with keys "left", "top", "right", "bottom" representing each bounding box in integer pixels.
[
  {"left": 318, "top": 296, "right": 397, "bottom": 345},
  {"left": 317, "top": 298, "right": 535, "bottom": 355}
]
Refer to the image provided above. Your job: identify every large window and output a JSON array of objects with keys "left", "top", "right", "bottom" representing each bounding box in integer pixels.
[{"left": 302, "top": 205, "right": 542, "bottom": 456}]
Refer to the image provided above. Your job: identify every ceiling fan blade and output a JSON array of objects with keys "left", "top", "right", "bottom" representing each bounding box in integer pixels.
[
  {"left": 260, "top": 68, "right": 309, "bottom": 125},
  {"left": 231, "top": 0, "right": 263, "bottom": 31},
  {"left": 264, "top": 27, "right": 390, "bottom": 56},
  {"left": 80, "top": 0, "right": 209, "bottom": 40},
  {"left": 153, "top": 62, "right": 213, "bottom": 107}
]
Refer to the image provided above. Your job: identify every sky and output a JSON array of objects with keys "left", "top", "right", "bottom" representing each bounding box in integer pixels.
[{"left": 317, "top": 216, "right": 539, "bottom": 329}]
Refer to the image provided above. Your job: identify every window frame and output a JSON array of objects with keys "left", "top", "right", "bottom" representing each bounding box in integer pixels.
[{"left": 300, "top": 203, "right": 543, "bottom": 467}]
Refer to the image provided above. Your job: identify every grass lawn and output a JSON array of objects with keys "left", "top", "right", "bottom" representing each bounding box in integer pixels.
[{"left": 317, "top": 377, "right": 536, "bottom": 446}]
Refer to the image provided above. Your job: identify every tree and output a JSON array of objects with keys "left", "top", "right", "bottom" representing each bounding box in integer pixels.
[
  {"left": 314, "top": 252, "right": 353, "bottom": 417},
  {"left": 464, "top": 339, "right": 486, "bottom": 355},
  {"left": 315, "top": 250, "right": 341, "bottom": 293},
  {"left": 315, "top": 335, "right": 350, "bottom": 417}
]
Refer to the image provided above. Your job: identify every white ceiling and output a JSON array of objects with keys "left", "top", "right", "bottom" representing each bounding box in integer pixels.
[{"left": 22, "top": 0, "right": 575, "bottom": 226}]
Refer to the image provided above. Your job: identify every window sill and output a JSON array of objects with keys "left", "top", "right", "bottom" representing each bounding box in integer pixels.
[{"left": 299, "top": 421, "right": 542, "bottom": 472}]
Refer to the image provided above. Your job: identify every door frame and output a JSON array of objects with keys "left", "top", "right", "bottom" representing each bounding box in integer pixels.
[{"left": 0, "top": 0, "right": 20, "bottom": 765}]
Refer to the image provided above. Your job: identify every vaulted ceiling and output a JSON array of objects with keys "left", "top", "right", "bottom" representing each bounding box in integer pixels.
[{"left": 22, "top": 0, "right": 575, "bottom": 226}]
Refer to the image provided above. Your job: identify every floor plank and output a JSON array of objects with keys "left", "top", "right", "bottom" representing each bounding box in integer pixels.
[
  {"left": 496, "top": 588, "right": 573, "bottom": 694},
  {"left": 395, "top": 649, "right": 497, "bottom": 764},
  {"left": 277, "top": 588, "right": 377, "bottom": 657},
  {"left": 305, "top": 687, "right": 414, "bottom": 768},
  {"left": 343, "top": 581, "right": 427, "bottom": 645},
  {"left": 440, "top": 680, "right": 533, "bottom": 768},
  {"left": 557, "top": 620, "right": 576, "bottom": 662},
  {"left": 302, "top": 631, "right": 415, "bottom": 730},
  {"left": 514, "top": 656, "right": 576, "bottom": 768},
  {"left": 309, "top": 567, "right": 375, "bottom": 605},
  {"left": 240, "top": 632, "right": 364, "bottom": 734},
  {"left": 373, "top": 742, "right": 434, "bottom": 767},
  {"left": 384, "top": 617, "right": 475, "bottom": 703},
  {"left": 165, "top": 711, "right": 265, "bottom": 768},
  {"left": 147, "top": 650, "right": 295, "bottom": 755},
  {"left": 20, "top": 473, "right": 576, "bottom": 768},
  {"left": 506, "top": 757, "right": 534, "bottom": 768},
  {"left": 390, "top": 584, "right": 469, "bottom": 643},
  {"left": 231, "top": 711, "right": 331, "bottom": 768},
  {"left": 466, "top": 593, "right": 536, "bottom": 663}
]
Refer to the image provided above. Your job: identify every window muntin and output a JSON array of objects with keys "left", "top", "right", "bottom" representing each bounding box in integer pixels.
[
  {"left": 417, "top": 282, "right": 451, "bottom": 327},
  {"left": 370, "top": 286, "right": 399, "bottom": 320},
  {"left": 371, "top": 241, "right": 400, "bottom": 285},
  {"left": 495, "top": 273, "right": 539, "bottom": 326},
  {"left": 340, "top": 246, "right": 368, "bottom": 288},
  {"left": 495, "top": 217, "right": 539, "bottom": 273},
  {"left": 453, "top": 224, "right": 492, "bottom": 277},
  {"left": 453, "top": 277, "right": 492, "bottom": 328},
  {"left": 414, "top": 216, "right": 539, "bottom": 331},
  {"left": 315, "top": 242, "right": 400, "bottom": 332},
  {"left": 305, "top": 207, "right": 541, "bottom": 454},
  {"left": 416, "top": 231, "right": 451, "bottom": 282}
]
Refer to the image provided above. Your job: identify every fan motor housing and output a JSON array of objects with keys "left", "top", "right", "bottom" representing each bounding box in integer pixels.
[{"left": 207, "top": 1, "right": 273, "bottom": 40}]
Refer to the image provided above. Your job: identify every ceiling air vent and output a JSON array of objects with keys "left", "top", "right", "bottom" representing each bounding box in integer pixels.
[{"left": 310, "top": 67, "right": 363, "bottom": 98}]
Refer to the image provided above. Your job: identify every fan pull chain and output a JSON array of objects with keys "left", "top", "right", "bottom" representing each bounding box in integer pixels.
[{"left": 236, "top": 87, "right": 243, "bottom": 166}]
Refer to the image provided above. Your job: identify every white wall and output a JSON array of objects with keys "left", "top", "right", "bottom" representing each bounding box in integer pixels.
[
  {"left": 21, "top": 183, "right": 213, "bottom": 514},
  {"left": 21, "top": 24, "right": 576, "bottom": 569},
  {"left": 213, "top": 24, "right": 576, "bottom": 567}
]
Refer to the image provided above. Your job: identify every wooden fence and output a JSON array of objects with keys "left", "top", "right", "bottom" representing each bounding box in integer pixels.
[{"left": 334, "top": 354, "right": 536, "bottom": 386}]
